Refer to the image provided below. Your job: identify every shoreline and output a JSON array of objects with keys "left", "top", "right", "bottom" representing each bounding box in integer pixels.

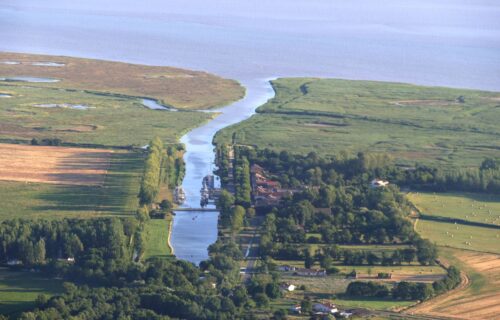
[{"left": 167, "top": 215, "right": 175, "bottom": 255}]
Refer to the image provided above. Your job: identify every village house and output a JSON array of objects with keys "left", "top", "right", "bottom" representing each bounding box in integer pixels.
[
  {"left": 371, "top": 179, "right": 389, "bottom": 188},
  {"left": 277, "top": 265, "right": 297, "bottom": 272},
  {"left": 7, "top": 259, "right": 22, "bottom": 266},
  {"left": 279, "top": 283, "right": 296, "bottom": 292},
  {"left": 289, "top": 304, "right": 302, "bottom": 314},
  {"left": 294, "top": 268, "right": 327, "bottom": 277},
  {"left": 313, "top": 302, "right": 338, "bottom": 314},
  {"left": 250, "top": 164, "right": 296, "bottom": 207}
]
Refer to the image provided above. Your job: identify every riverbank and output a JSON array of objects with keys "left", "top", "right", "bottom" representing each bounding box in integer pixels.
[{"left": 142, "top": 217, "right": 174, "bottom": 259}]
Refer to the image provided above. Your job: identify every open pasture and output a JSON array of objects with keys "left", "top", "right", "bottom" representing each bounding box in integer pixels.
[
  {"left": 0, "top": 143, "right": 112, "bottom": 186},
  {"left": 215, "top": 78, "right": 500, "bottom": 168},
  {"left": 0, "top": 52, "right": 244, "bottom": 110},
  {"left": 415, "top": 219, "right": 500, "bottom": 254},
  {"left": 0, "top": 267, "right": 63, "bottom": 316},
  {"left": 408, "top": 192, "right": 500, "bottom": 226}
]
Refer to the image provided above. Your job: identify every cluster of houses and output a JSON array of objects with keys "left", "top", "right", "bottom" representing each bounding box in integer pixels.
[
  {"left": 279, "top": 282, "right": 352, "bottom": 318},
  {"left": 250, "top": 164, "right": 296, "bottom": 207},
  {"left": 290, "top": 302, "right": 353, "bottom": 318},
  {"left": 277, "top": 265, "right": 327, "bottom": 277}
]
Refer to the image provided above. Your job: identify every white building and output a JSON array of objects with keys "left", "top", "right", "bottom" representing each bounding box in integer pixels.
[
  {"left": 313, "top": 303, "right": 338, "bottom": 314},
  {"left": 371, "top": 179, "right": 389, "bottom": 188}
]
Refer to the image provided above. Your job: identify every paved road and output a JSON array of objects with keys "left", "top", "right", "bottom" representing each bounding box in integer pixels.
[{"left": 241, "top": 217, "right": 262, "bottom": 281}]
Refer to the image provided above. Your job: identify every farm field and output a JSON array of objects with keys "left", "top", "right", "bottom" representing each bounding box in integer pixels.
[
  {"left": 415, "top": 219, "right": 500, "bottom": 254},
  {"left": 405, "top": 247, "right": 500, "bottom": 320},
  {"left": 0, "top": 143, "right": 112, "bottom": 186},
  {"left": 0, "top": 52, "right": 244, "bottom": 110},
  {"left": 215, "top": 78, "right": 500, "bottom": 168},
  {"left": 0, "top": 84, "right": 213, "bottom": 146},
  {"left": 142, "top": 218, "right": 173, "bottom": 260},
  {"left": 0, "top": 267, "right": 63, "bottom": 316},
  {"left": 0, "top": 150, "right": 143, "bottom": 220},
  {"left": 408, "top": 192, "right": 500, "bottom": 226}
]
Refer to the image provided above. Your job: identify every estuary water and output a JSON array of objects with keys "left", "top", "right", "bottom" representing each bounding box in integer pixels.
[{"left": 1, "top": 0, "right": 499, "bottom": 263}]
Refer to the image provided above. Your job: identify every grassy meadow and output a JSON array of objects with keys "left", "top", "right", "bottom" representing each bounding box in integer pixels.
[
  {"left": 0, "top": 267, "right": 63, "bottom": 316},
  {"left": 0, "top": 52, "right": 244, "bottom": 110},
  {"left": 142, "top": 218, "right": 173, "bottom": 259},
  {"left": 408, "top": 192, "right": 500, "bottom": 226},
  {"left": 0, "top": 84, "right": 214, "bottom": 147},
  {"left": 415, "top": 219, "right": 500, "bottom": 254},
  {"left": 0, "top": 151, "right": 143, "bottom": 220},
  {"left": 408, "top": 191, "right": 500, "bottom": 254},
  {"left": 216, "top": 78, "right": 500, "bottom": 168}
]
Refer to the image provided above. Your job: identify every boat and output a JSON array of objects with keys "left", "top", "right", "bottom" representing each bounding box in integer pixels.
[{"left": 174, "top": 186, "right": 186, "bottom": 205}]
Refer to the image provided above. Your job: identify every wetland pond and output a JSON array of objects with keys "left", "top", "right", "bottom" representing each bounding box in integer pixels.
[{"left": 0, "top": 77, "right": 60, "bottom": 83}]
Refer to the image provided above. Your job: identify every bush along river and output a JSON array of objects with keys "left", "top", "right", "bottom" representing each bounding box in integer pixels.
[{"left": 170, "top": 79, "right": 275, "bottom": 264}]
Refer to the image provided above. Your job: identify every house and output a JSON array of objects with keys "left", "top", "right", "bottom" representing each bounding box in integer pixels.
[
  {"left": 277, "top": 265, "right": 296, "bottom": 272},
  {"left": 280, "top": 283, "right": 296, "bottom": 292},
  {"left": 371, "top": 179, "right": 389, "bottom": 188},
  {"left": 289, "top": 304, "right": 302, "bottom": 314},
  {"left": 250, "top": 164, "right": 265, "bottom": 175},
  {"left": 294, "top": 268, "right": 327, "bottom": 277},
  {"left": 313, "top": 303, "right": 338, "bottom": 314},
  {"left": 339, "top": 311, "right": 353, "bottom": 318},
  {"left": 7, "top": 259, "right": 22, "bottom": 266}
]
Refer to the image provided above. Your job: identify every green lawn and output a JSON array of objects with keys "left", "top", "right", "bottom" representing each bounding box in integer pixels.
[
  {"left": 142, "top": 218, "right": 173, "bottom": 260},
  {"left": 0, "top": 151, "right": 143, "bottom": 220},
  {"left": 333, "top": 297, "right": 415, "bottom": 311},
  {"left": 215, "top": 78, "right": 500, "bottom": 168},
  {"left": 408, "top": 192, "right": 500, "bottom": 226},
  {"left": 415, "top": 219, "right": 500, "bottom": 254},
  {"left": 0, "top": 267, "right": 63, "bottom": 316},
  {"left": 0, "top": 84, "right": 214, "bottom": 147},
  {"left": 334, "top": 264, "right": 446, "bottom": 276}
]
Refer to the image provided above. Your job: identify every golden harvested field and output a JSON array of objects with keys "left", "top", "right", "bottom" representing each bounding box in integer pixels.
[
  {"left": 0, "top": 143, "right": 112, "bottom": 186},
  {"left": 406, "top": 248, "right": 500, "bottom": 320},
  {"left": 0, "top": 52, "right": 244, "bottom": 109}
]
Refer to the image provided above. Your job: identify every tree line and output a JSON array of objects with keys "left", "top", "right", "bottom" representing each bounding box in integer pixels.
[
  {"left": 139, "top": 137, "right": 185, "bottom": 206},
  {"left": 346, "top": 266, "right": 461, "bottom": 301},
  {"left": 233, "top": 150, "right": 252, "bottom": 207}
]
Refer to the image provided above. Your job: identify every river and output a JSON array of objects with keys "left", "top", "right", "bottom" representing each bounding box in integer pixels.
[
  {"left": 1, "top": 0, "right": 499, "bottom": 263},
  {"left": 170, "top": 79, "right": 275, "bottom": 264}
]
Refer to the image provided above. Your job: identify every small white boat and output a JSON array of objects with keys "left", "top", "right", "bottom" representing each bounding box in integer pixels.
[{"left": 174, "top": 186, "right": 186, "bottom": 204}]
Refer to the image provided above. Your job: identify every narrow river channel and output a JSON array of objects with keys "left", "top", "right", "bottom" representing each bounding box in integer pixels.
[{"left": 170, "top": 78, "right": 275, "bottom": 264}]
